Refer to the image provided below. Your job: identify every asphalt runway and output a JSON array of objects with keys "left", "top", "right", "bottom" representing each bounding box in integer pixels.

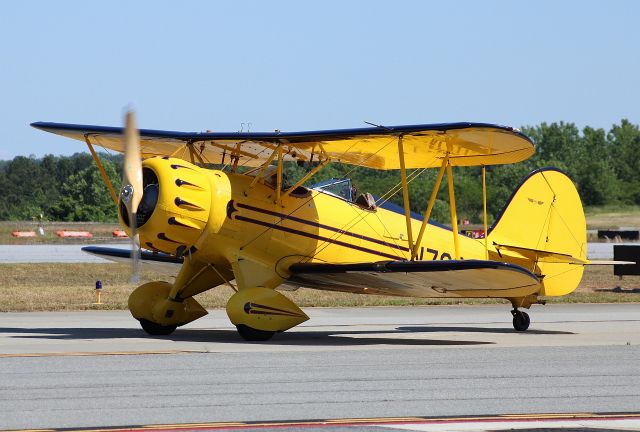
[
  {"left": 0, "top": 243, "right": 121, "bottom": 263},
  {"left": 1, "top": 304, "right": 639, "bottom": 430}
]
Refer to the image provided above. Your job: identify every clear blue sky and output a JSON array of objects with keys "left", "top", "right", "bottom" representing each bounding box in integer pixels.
[{"left": 1, "top": 0, "right": 638, "bottom": 159}]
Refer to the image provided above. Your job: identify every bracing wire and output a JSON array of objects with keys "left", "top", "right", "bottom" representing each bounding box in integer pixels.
[
  {"left": 239, "top": 135, "right": 400, "bottom": 249},
  {"left": 309, "top": 167, "right": 428, "bottom": 261}
]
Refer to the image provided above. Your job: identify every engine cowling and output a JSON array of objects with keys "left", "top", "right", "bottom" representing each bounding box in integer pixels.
[{"left": 118, "top": 157, "right": 213, "bottom": 256}]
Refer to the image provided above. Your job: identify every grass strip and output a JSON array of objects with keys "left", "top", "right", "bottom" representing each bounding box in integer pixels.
[{"left": 0, "top": 263, "right": 638, "bottom": 312}]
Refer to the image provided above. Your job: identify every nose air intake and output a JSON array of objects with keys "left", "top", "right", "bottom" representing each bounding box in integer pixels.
[{"left": 119, "top": 168, "right": 159, "bottom": 228}]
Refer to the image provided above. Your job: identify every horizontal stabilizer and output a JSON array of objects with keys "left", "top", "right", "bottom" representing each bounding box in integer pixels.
[
  {"left": 493, "top": 242, "right": 589, "bottom": 265},
  {"left": 587, "top": 260, "right": 636, "bottom": 265}
]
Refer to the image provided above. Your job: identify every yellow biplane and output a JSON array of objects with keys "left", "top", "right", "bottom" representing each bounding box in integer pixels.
[{"left": 32, "top": 114, "right": 588, "bottom": 341}]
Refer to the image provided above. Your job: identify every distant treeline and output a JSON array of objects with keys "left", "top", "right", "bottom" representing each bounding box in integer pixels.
[
  {"left": 1, "top": 120, "right": 638, "bottom": 223},
  {"left": 0, "top": 152, "right": 123, "bottom": 222}
]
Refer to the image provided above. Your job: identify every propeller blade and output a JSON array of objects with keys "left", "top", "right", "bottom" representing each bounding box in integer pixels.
[
  {"left": 121, "top": 109, "right": 143, "bottom": 283},
  {"left": 122, "top": 110, "right": 143, "bottom": 214}
]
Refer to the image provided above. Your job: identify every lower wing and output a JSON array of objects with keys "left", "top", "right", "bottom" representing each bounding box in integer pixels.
[
  {"left": 288, "top": 259, "right": 541, "bottom": 299},
  {"left": 82, "top": 246, "right": 182, "bottom": 275}
]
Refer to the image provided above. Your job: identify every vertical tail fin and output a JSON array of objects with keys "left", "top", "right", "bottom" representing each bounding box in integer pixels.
[{"left": 488, "top": 168, "right": 587, "bottom": 296}]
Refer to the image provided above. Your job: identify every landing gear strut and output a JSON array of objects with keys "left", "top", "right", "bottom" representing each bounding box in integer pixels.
[{"left": 511, "top": 309, "right": 530, "bottom": 332}]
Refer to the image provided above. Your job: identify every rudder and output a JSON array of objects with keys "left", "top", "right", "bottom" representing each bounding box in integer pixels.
[{"left": 488, "top": 167, "right": 587, "bottom": 297}]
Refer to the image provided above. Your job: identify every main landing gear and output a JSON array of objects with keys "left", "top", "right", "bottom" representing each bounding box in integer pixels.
[
  {"left": 236, "top": 324, "right": 276, "bottom": 342},
  {"left": 226, "top": 287, "right": 309, "bottom": 342},
  {"left": 139, "top": 319, "right": 178, "bottom": 336},
  {"left": 511, "top": 309, "right": 530, "bottom": 332}
]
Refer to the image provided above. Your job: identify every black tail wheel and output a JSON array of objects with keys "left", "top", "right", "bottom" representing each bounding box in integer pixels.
[
  {"left": 139, "top": 319, "right": 178, "bottom": 336},
  {"left": 236, "top": 324, "right": 276, "bottom": 341},
  {"left": 512, "top": 310, "right": 531, "bottom": 331}
]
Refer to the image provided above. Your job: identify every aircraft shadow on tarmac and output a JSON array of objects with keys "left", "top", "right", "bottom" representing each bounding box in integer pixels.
[
  {"left": 596, "top": 287, "right": 640, "bottom": 293},
  {"left": 396, "top": 326, "right": 574, "bottom": 335},
  {"left": 0, "top": 323, "right": 572, "bottom": 346}
]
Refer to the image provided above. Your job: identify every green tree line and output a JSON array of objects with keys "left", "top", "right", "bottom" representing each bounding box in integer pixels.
[
  {"left": 0, "top": 153, "right": 122, "bottom": 222},
  {"left": 1, "top": 120, "right": 638, "bottom": 223}
]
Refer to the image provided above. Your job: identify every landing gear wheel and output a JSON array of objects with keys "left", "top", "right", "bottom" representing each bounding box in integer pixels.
[
  {"left": 512, "top": 310, "right": 530, "bottom": 332},
  {"left": 236, "top": 324, "right": 275, "bottom": 341},
  {"left": 139, "top": 319, "right": 178, "bottom": 336}
]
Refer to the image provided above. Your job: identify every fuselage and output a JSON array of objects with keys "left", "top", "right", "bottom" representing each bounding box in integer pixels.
[
  {"left": 222, "top": 171, "right": 487, "bottom": 266},
  {"left": 128, "top": 156, "right": 489, "bottom": 292}
]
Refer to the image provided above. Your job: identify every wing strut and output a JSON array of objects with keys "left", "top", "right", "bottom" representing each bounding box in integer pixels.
[
  {"left": 446, "top": 160, "right": 461, "bottom": 259},
  {"left": 249, "top": 147, "right": 279, "bottom": 189},
  {"left": 276, "top": 144, "right": 283, "bottom": 204},
  {"left": 397, "top": 135, "right": 415, "bottom": 257},
  {"left": 413, "top": 155, "right": 448, "bottom": 259},
  {"left": 482, "top": 165, "right": 489, "bottom": 259},
  {"left": 84, "top": 136, "right": 118, "bottom": 206},
  {"left": 281, "top": 143, "right": 330, "bottom": 201},
  {"left": 187, "top": 143, "right": 206, "bottom": 166},
  {"left": 245, "top": 142, "right": 329, "bottom": 203}
]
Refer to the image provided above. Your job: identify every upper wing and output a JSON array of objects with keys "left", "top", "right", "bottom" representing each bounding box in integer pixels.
[
  {"left": 288, "top": 259, "right": 541, "bottom": 298},
  {"left": 31, "top": 122, "right": 534, "bottom": 170}
]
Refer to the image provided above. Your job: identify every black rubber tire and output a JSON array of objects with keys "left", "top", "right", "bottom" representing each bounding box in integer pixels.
[
  {"left": 139, "top": 319, "right": 178, "bottom": 336},
  {"left": 512, "top": 311, "right": 530, "bottom": 332},
  {"left": 236, "top": 324, "right": 276, "bottom": 341}
]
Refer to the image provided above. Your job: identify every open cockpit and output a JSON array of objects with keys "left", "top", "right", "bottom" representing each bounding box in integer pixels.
[{"left": 311, "top": 178, "right": 376, "bottom": 210}]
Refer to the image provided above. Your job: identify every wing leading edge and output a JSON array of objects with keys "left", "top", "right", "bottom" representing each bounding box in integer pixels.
[
  {"left": 82, "top": 246, "right": 182, "bottom": 275},
  {"left": 289, "top": 259, "right": 541, "bottom": 299},
  {"left": 31, "top": 121, "right": 534, "bottom": 170}
]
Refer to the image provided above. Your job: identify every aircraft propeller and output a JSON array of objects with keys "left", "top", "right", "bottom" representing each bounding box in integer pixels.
[{"left": 120, "top": 110, "right": 143, "bottom": 282}]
